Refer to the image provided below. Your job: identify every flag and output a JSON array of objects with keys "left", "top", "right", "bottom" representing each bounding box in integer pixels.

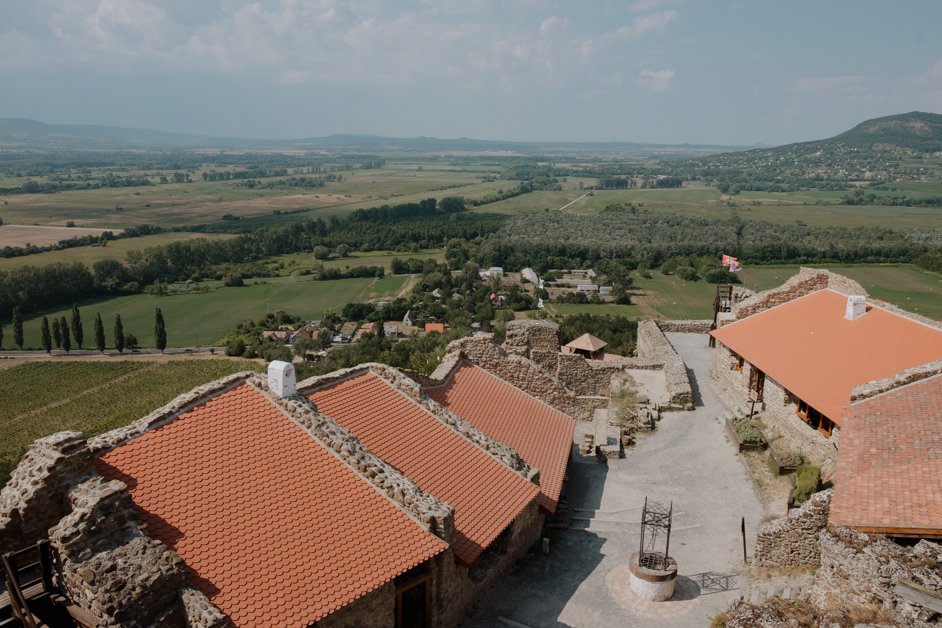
[
  {"left": 721, "top": 254, "right": 735, "bottom": 267},
  {"left": 729, "top": 260, "right": 742, "bottom": 272}
]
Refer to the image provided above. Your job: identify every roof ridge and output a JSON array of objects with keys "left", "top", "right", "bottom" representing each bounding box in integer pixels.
[
  {"left": 247, "top": 375, "right": 456, "bottom": 544},
  {"left": 848, "top": 359, "right": 942, "bottom": 406},
  {"left": 88, "top": 371, "right": 255, "bottom": 455}
]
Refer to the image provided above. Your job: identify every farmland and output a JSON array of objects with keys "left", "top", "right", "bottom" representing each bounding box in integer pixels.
[
  {"left": 0, "top": 224, "right": 119, "bottom": 247},
  {"left": 0, "top": 359, "right": 262, "bottom": 484},
  {"left": 15, "top": 275, "right": 405, "bottom": 348}
]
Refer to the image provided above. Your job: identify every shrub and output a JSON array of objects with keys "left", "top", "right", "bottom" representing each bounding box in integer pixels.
[
  {"left": 223, "top": 274, "right": 244, "bottom": 287},
  {"left": 225, "top": 337, "right": 246, "bottom": 357},
  {"left": 731, "top": 416, "right": 766, "bottom": 446},
  {"left": 674, "top": 265, "right": 700, "bottom": 281},
  {"left": 772, "top": 444, "right": 801, "bottom": 469},
  {"left": 704, "top": 268, "right": 742, "bottom": 284},
  {"left": 792, "top": 464, "right": 821, "bottom": 504}
]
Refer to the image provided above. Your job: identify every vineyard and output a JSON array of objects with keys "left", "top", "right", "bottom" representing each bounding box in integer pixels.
[{"left": 0, "top": 359, "right": 262, "bottom": 484}]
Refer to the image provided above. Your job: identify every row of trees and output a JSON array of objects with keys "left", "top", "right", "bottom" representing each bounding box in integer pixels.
[{"left": 1, "top": 306, "right": 167, "bottom": 352}]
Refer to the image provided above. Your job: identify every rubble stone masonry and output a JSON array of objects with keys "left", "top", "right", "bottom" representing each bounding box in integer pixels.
[
  {"left": 636, "top": 320, "right": 693, "bottom": 407},
  {"left": 732, "top": 267, "right": 866, "bottom": 320},
  {"left": 754, "top": 489, "right": 832, "bottom": 568}
]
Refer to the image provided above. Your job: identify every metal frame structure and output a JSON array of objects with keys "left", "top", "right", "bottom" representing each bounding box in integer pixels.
[{"left": 638, "top": 497, "right": 673, "bottom": 571}]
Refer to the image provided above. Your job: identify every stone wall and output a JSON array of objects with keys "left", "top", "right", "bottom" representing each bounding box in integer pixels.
[
  {"left": 317, "top": 582, "right": 395, "bottom": 628},
  {"left": 657, "top": 320, "right": 713, "bottom": 334},
  {"left": 754, "top": 489, "right": 832, "bottom": 568},
  {"left": 810, "top": 527, "right": 942, "bottom": 626},
  {"left": 636, "top": 320, "right": 692, "bottom": 407},
  {"left": 0, "top": 431, "right": 93, "bottom": 554},
  {"left": 557, "top": 353, "right": 617, "bottom": 396},
  {"left": 503, "top": 320, "right": 560, "bottom": 356},
  {"left": 443, "top": 335, "right": 606, "bottom": 421},
  {"left": 850, "top": 358, "right": 942, "bottom": 402},
  {"left": 48, "top": 476, "right": 219, "bottom": 627},
  {"left": 732, "top": 268, "right": 866, "bottom": 320}
]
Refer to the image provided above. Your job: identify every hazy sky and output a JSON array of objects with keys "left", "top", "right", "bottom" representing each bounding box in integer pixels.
[{"left": 2, "top": 0, "right": 941, "bottom": 145}]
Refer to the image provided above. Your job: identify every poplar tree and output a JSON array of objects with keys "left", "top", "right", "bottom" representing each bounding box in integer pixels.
[
  {"left": 52, "top": 318, "right": 62, "bottom": 348},
  {"left": 12, "top": 306, "right": 23, "bottom": 349},
  {"left": 94, "top": 313, "right": 105, "bottom": 353},
  {"left": 41, "top": 317, "right": 52, "bottom": 353},
  {"left": 71, "top": 304, "right": 84, "bottom": 349},
  {"left": 114, "top": 314, "right": 125, "bottom": 353},
  {"left": 155, "top": 308, "right": 167, "bottom": 352},
  {"left": 60, "top": 316, "right": 71, "bottom": 353}
]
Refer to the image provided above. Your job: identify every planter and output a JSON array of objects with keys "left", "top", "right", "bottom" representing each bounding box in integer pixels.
[
  {"left": 725, "top": 418, "right": 767, "bottom": 452},
  {"left": 769, "top": 447, "right": 800, "bottom": 475}
]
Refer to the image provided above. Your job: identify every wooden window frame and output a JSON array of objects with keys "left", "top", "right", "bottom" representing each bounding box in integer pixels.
[
  {"left": 395, "top": 574, "right": 430, "bottom": 628},
  {"left": 734, "top": 355, "right": 744, "bottom": 372}
]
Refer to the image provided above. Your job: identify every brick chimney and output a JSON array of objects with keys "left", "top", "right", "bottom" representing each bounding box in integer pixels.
[
  {"left": 268, "top": 360, "right": 296, "bottom": 397},
  {"left": 844, "top": 295, "right": 868, "bottom": 321}
]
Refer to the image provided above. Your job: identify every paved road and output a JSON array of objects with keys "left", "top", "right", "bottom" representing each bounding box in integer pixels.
[{"left": 463, "top": 333, "right": 767, "bottom": 628}]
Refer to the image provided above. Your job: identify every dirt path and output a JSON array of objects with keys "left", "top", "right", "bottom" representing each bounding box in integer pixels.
[{"left": 396, "top": 274, "right": 419, "bottom": 299}]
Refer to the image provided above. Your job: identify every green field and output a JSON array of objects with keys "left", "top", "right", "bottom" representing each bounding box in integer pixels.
[
  {"left": 17, "top": 275, "right": 405, "bottom": 348},
  {"left": 0, "top": 232, "right": 234, "bottom": 271},
  {"left": 545, "top": 264, "right": 942, "bottom": 321},
  {"left": 0, "top": 359, "right": 262, "bottom": 483},
  {"left": 273, "top": 249, "right": 444, "bottom": 275}
]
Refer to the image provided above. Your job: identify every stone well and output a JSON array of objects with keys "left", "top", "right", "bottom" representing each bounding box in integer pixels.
[{"left": 627, "top": 551, "right": 678, "bottom": 602}]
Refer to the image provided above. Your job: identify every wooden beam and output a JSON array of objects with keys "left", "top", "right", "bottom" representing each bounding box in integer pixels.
[{"left": 893, "top": 580, "right": 942, "bottom": 614}]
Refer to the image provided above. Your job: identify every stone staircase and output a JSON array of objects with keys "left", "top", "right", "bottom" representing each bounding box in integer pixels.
[{"left": 740, "top": 572, "right": 815, "bottom": 606}]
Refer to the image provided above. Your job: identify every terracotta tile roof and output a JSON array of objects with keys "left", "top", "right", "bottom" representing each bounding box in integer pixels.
[
  {"left": 426, "top": 362, "right": 575, "bottom": 514},
  {"left": 97, "top": 383, "right": 446, "bottom": 627},
  {"left": 829, "top": 374, "right": 942, "bottom": 537},
  {"left": 307, "top": 371, "right": 539, "bottom": 567},
  {"left": 565, "top": 333, "right": 607, "bottom": 352},
  {"left": 425, "top": 323, "right": 446, "bottom": 333},
  {"left": 710, "top": 289, "right": 942, "bottom": 424}
]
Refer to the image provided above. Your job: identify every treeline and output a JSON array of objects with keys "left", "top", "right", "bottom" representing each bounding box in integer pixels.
[
  {"left": 841, "top": 189, "right": 942, "bottom": 207},
  {"left": 244, "top": 174, "right": 344, "bottom": 189},
  {"left": 0, "top": 174, "right": 156, "bottom": 195},
  {"left": 479, "top": 210, "right": 937, "bottom": 271},
  {"left": 0, "top": 224, "right": 161, "bottom": 259},
  {"left": 0, "top": 199, "right": 506, "bottom": 317}
]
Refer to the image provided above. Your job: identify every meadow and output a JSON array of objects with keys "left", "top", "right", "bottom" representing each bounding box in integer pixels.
[
  {"left": 0, "top": 359, "right": 262, "bottom": 484},
  {"left": 15, "top": 274, "right": 406, "bottom": 348}
]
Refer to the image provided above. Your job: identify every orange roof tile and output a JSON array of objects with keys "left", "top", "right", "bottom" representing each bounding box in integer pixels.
[
  {"left": 829, "top": 374, "right": 942, "bottom": 537},
  {"left": 426, "top": 362, "right": 574, "bottom": 514},
  {"left": 710, "top": 289, "right": 942, "bottom": 424},
  {"left": 425, "top": 323, "right": 446, "bottom": 333},
  {"left": 97, "top": 383, "right": 446, "bottom": 627},
  {"left": 307, "top": 372, "right": 540, "bottom": 566}
]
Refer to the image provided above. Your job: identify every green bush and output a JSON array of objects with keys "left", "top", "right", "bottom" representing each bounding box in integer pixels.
[
  {"left": 731, "top": 416, "right": 766, "bottom": 446},
  {"left": 792, "top": 464, "right": 821, "bottom": 504},
  {"left": 225, "top": 337, "right": 246, "bottom": 357},
  {"left": 674, "top": 265, "right": 700, "bottom": 281}
]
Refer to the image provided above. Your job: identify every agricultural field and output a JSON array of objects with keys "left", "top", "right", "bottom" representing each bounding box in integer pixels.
[
  {"left": 0, "top": 224, "right": 119, "bottom": 247},
  {"left": 0, "top": 232, "right": 234, "bottom": 271},
  {"left": 16, "top": 275, "right": 405, "bottom": 348},
  {"left": 0, "top": 164, "right": 508, "bottom": 229},
  {"left": 544, "top": 264, "right": 942, "bottom": 321},
  {"left": 273, "top": 249, "right": 444, "bottom": 275},
  {"left": 0, "top": 359, "right": 262, "bottom": 484}
]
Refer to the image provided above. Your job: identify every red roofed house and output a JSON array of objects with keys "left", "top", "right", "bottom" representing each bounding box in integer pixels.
[
  {"left": 829, "top": 369, "right": 942, "bottom": 539},
  {"left": 424, "top": 322, "right": 446, "bottom": 334},
  {"left": 0, "top": 359, "right": 549, "bottom": 627},
  {"left": 301, "top": 365, "right": 543, "bottom": 596},
  {"left": 710, "top": 268, "right": 942, "bottom": 479},
  {"left": 425, "top": 360, "right": 575, "bottom": 514}
]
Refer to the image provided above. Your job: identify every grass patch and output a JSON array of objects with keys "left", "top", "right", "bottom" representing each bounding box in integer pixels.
[
  {"left": 18, "top": 276, "right": 399, "bottom": 348},
  {"left": 0, "top": 359, "right": 261, "bottom": 484},
  {"left": 792, "top": 463, "right": 822, "bottom": 504}
]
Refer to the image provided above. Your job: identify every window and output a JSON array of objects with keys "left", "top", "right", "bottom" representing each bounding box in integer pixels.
[
  {"left": 795, "top": 400, "right": 834, "bottom": 438},
  {"left": 818, "top": 416, "right": 835, "bottom": 438},
  {"left": 735, "top": 355, "right": 744, "bottom": 372},
  {"left": 395, "top": 569, "right": 430, "bottom": 628}
]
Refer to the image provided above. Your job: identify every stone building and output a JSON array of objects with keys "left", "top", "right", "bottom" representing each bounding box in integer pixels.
[
  {"left": 709, "top": 269, "right": 942, "bottom": 478},
  {"left": 0, "top": 358, "right": 574, "bottom": 627}
]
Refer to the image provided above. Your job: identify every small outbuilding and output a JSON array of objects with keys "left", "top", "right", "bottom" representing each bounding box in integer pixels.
[{"left": 563, "top": 333, "right": 608, "bottom": 360}]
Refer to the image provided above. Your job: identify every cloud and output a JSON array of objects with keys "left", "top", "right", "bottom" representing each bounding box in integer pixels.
[
  {"left": 618, "top": 10, "right": 678, "bottom": 39},
  {"left": 629, "top": 0, "right": 672, "bottom": 12},
  {"left": 638, "top": 69, "right": 675, "bottom": 92}
]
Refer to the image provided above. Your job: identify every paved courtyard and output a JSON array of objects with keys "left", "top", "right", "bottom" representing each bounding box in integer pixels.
[{"left": 463, "top": 333, "right": 768, "bottom": 627}]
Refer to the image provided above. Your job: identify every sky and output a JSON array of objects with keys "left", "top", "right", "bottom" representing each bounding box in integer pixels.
[{"left": 2, "top": 0, "right": 941, "bottom": 146}]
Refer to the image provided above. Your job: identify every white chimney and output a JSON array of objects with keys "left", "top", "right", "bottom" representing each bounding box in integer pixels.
[
  {"left": 268, "top": 360, "right": 296, "bottom": 397},
  {"left": 844, "top": 295, "right": 868, "bottom": 321}
]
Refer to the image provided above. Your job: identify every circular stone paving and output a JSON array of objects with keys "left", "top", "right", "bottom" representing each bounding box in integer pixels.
[{"left": 606, "top": 564, "right": 702, "bottom": 619}]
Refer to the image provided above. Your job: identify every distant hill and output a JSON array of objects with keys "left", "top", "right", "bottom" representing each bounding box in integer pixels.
[
  {"left": 0, "top": 117, "right": 751, "bottom": 155},
  {"left": 829, "top": 111, "right": 942, "bottom": 153}
]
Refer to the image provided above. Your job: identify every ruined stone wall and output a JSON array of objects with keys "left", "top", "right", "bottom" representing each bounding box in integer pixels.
[
  {"left": 557, "top": 353, "right": 615, "bottom": 396},
  {"left": 0, "top": 431, "right": 93, "bottom": 554},
  {"left": 445, "top": 335, "right": 605, "bottom": 421},
  {"left": 657, "top": 320, "right": 713, "bottom": 334},
  {"left": 317, "top": 582, "right": 395, "bottom": 628},
  {"left": 754, "top": 489, "right": 832, "bottom": 568},
  {"left": 810, "top": 528, "right": 942, "bottom": 627},
  {"left": 850, "top": 358, "right": 942, "bottom": 402},
  {"left": 49, "top": 476, "right": 218, "bottom": 627},
  {"left": 636, "top": 321, "right": 692, "bottom": 407},
  {"left": 733, "top": 268, "right": 852, "bottom": 320},
  {"left": 503, "top": 320, "right": 560, "bottom": 356}
]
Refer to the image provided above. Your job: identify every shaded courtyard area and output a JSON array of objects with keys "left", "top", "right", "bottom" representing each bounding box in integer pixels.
[{"left": 463, "top": 333, "right": 768, "bottom": 627}]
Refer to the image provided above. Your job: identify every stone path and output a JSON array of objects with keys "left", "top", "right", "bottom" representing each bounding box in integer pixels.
[{"left": 462, "top": 333, "right": 768, "bottom": 627}]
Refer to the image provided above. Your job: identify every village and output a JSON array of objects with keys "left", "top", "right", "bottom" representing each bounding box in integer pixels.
[{"left": 0, "top": 267, "right": 940, "bottom": 627}]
